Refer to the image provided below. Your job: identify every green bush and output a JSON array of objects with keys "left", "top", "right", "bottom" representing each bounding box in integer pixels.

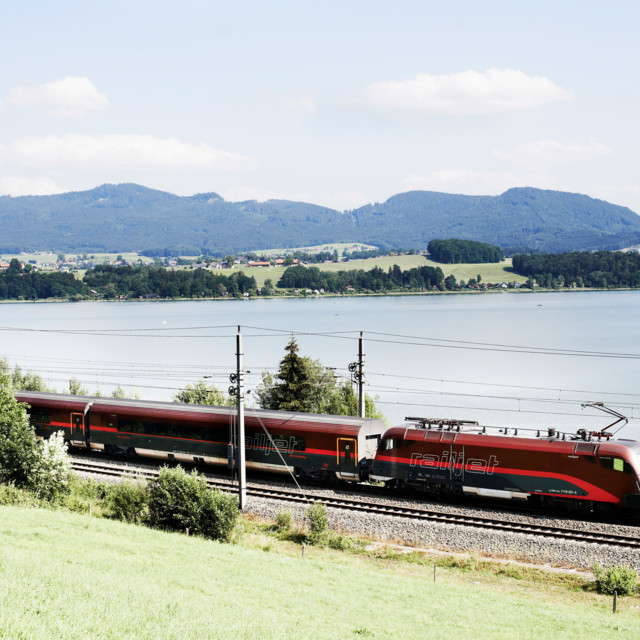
[
  {"left": 62, "top": 476, "right": 108, "bottom": 515},
  {"left": 146, "top": 466, "right": 239, "bottom": 541},
  {"left": 306, "top": 502, "right": 328, "bottom": 545},
  {"left": 105, "top": 477, "right": 148, "bottom": 524},
  {"left": 0, "top": 387, "right": 39, "bottom": 488},
  {"left": 67, "top": 476, "right": 108, "bottom": 502},
  {"left": 593, "top": 563, "right": 639, "bottom": 595},
  {"left": 29, "top": 431, "right": 73, "bottom": 501},
  {"left": 327, "top": 533, "right": 365, "bottom": 552},
  {"left": 0, "top": 483, "right": 43, "bottom": 507},
  {"left": 0, "top": 383, "right": 72, "bottom": 502},
  {"left": 275, "top": 510, "right": 294, "bottom": 535}
]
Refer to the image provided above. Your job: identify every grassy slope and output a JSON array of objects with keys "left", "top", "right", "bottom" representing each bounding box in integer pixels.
[
  {"left": 231, "top": 256, "right": 527, "bottom": 289},
  {"left": 0, "top": 506, "right": 636, "bottom": 640}
]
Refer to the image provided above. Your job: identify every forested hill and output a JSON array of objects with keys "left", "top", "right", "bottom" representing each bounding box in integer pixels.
[
  {"left": 1, "top": 183, "right": 639, "bottom": 254},
  {"left": 348, "top": 188, "right": 640, "bottom": 253}
]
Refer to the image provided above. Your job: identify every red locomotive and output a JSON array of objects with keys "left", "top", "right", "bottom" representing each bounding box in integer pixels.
[{"left": 370, "top": 414, "right": 640, "bottom": 513}]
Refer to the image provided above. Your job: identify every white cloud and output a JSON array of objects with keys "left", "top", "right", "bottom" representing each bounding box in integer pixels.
[
  {"left": 0, "top": 175, "right": 65, "bottom": 197},
  {"left": 284, "top": 97, "right": 318, "bottom": 116},
  {"left": 591, "top": 184, "right": 640, "bottom": 214},
  {"left": 402, "top": 169, "right": 547, "bottom": 195},
  {"left": 362, "top": 68, "right": 573, "bottom": 116},
  {"left": 8, "top": 76, "right": 110, "bottom": 118},
  {"left": 0, "top": 134, "right": 257, "bottom": 172},
  {"left": 491, "top": 139, "right": 612, "bottom": 169}
]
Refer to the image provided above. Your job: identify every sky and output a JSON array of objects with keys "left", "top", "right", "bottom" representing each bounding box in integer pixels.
[{"left": 1, "top": 1, "right": 639, "bottom": 214}]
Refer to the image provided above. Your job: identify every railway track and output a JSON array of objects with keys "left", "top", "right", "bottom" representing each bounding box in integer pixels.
[{"left": 72, "top": 458, "right": 640, "bottom": 550}]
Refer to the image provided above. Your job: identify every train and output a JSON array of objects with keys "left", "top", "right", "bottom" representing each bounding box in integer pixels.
[
  {"left": 15, "top": 391, "right": 383, "bottom": 483},
  {"left": 369, "top": 417, "right": 640, "bottom": 513},
  {"left": 15, "top": 391, "right": 640, "bottom": 514}
]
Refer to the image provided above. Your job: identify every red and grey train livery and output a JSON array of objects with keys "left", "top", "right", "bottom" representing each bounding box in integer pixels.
[
  {"left": 370, "top": 417, "right": 640, "bottom": 512},
  {"left": 15, "top": 391, "right": 383, "bottom": 482},
  {"left": 15, "top": 391, "right": 640, "bottom": 513}
]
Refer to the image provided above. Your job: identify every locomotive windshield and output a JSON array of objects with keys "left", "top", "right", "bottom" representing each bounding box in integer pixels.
[{"left": 599, "top": 456, "right": 633, "bottom": 474}]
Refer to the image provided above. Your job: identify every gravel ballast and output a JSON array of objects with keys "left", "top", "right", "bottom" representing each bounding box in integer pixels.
[{"left": 73, "top": 455, "right": 640, "bottom": 571}]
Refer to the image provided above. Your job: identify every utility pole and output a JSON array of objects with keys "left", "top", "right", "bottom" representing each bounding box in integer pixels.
[
  {"left": 348, "top": 332, "right": 366, "bottom": 418},
  {"left": 229, "top": 326, "right": 247, "bottom": 510}
]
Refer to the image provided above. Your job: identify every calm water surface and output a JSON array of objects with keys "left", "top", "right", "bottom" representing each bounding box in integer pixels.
[{"left": 1, "top": 290, "right": 639, "bottom": 436}]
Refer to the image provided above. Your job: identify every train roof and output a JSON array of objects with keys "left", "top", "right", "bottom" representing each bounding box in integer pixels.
[
  {"left": 380, "top": 423, "right": 640, "bottom": 454},
  {"left": 15, "top": 391, "right": 385, "bottom": 436}
]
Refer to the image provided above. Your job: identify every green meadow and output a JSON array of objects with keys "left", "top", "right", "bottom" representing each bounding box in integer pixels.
[
  {"left": 2, "top": 249, "right": 527, "bottom": 292},
  {"left": 0, "top": 506, "right": 637, "bottom": 639},
  {"left": 231, "top": 256, "right": 527, "bottom": 289}
]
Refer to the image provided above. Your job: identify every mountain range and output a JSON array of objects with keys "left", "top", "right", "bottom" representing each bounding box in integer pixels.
[{"left": 1, "top": 183, "right": 639, "bottom": 255}]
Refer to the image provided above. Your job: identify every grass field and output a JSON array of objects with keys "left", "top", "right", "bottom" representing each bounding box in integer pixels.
[
  {"left": 225, "top": 256, "right": 527, "bottom": 289},
  {"left": 2, "top": 250, "right": 527, "bottom": 291},
  {"left": 0, "top": 506, "right": 637, "bottom": 639},
  {"left": 1, "top": 251, "right": 153, "bottom": 266},
  {"left": 254, "top": 243, "right": 377, "bottom": 257}
]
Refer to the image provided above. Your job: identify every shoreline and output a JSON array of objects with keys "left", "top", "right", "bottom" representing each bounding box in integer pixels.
[{"left": 0, "top": 285, "right": 638, "bottom": 304}]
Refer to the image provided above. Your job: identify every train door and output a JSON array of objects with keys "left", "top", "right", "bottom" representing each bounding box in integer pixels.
[
  {"left": 70, "top": 412, "right": 84, "bottom": 445},
  {"left": 338, "top": 437, "right": 358, "bottom": 478},
  {"left": 440, "top": 432, "right": 464, "bottom": 483},
  {"left": 451, "top": 444, "right": 465, "bottom": 481}
]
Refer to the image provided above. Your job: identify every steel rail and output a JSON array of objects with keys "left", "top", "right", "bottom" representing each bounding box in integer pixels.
[{"left": 71, "top": 459, "right": 640, "bottom": 549}]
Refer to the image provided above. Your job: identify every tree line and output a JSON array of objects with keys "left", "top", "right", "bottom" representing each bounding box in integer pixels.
[
  {"left": 83, "top": 265, "right": 257, "bottom": 299},
  {"left": 0, "top": 259, "right": 86, "bottom": 300},
  {"left": 427, "top": 239, "right": 504, "bottom": 264},
  {"left": 277, "top": 264, "right": 447, "bottom": 292},
  {"left": 511, "top": 251, "right": 640, "bottom": 289},
  {"left": 0, "top": 262, "right": 258, "bottom": 300},
  {"left": 4, "top": 250, "right": 640, "bottom": 302}
]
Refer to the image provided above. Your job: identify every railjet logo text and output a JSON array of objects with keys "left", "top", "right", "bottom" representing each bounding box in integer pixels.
[{"left": 410, "top": 451, "right": 499, "bottom": 475}]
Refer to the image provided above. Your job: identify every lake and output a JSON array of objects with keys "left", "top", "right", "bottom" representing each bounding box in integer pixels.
[{"left": 1, "top": 290, "right": 639, "bottom": 437}]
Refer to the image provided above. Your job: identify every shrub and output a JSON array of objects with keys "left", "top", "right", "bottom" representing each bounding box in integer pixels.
[
  {"left": 0, "top": 387, "right": 39, "bottom": 487},
  {"left": 146, "top": 466, "right": 239, "bottom": 541},
  {"left": 275, "top": 510, "right": 294, "bottom": 535},
  {"left": 68, "top": 476, "right": 107, "bottom": 502},
  {"left": 327, "top": 533, "right": 365, "bottom": 552},
  {"left": 0, "top": 483, "right": 43, "bottom": 507},
  {"left": 593, "top": 563, "right": 639, "bottom": 595},
  {"left": 0, "top": 382, "right": 72, "bottom": 503},
  {"left": 306, "top": 502, "right": 328, "bottom": 545},
  {"left": 196, "top": 488, "right": 238, "bottom": 542},
  {"left": 29, "top": 431, "right": 73, "bottom": 501},
  {"left": 105, "top": 477, "right": 148, "bottom": 524},
  {"left": 62, "top": 476, "right": 108, "bottom": 515}
]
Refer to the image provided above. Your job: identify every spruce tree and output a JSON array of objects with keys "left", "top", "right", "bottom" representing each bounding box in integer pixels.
[{"left": 271, "top": 338, "right": 316, "bottom": 412}]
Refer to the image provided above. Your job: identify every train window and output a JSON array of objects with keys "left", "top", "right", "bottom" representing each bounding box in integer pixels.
[
  {"left": 381, "top": 439, "right": 397, "bottom": 450},
  {"left": 599, "top": 456, "right": 632, "bottom": 474},
  {"left": 117, "top": 419, "right": 209, "bottom": 441},
  {"left": 28, "top": 410, "right": 50, "bottom": 425}
]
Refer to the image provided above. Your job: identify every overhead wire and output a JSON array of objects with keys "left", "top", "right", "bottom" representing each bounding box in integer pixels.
[
  {"left": 362, "top": 369, "right": 640, "bottom": 400},
  {"left": 2, "top": 320, "right": 638, "bottom": 425},
  {"left": 5, "top": 350, "right": 635, "bottom": 399},
  {"left": 2, "top": 322, "right": 640, "bottom": 359}
]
